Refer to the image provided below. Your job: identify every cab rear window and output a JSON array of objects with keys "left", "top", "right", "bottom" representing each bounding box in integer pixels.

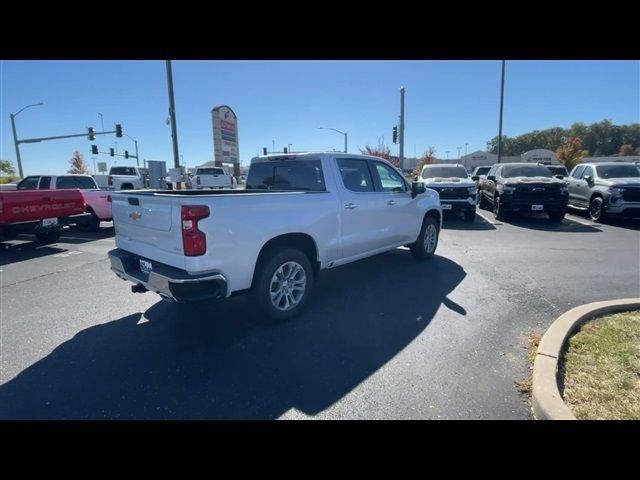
[{"left": 247, "top": 161, "right": 326, "bottom": 191}]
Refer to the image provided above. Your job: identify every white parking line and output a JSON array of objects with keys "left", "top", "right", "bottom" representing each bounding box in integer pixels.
[
  {"left": 475, "top": 211, "right": 500, "bottom": 225},
  {"left": 565, "top": 215, "right": 595, "bottom": 227}
]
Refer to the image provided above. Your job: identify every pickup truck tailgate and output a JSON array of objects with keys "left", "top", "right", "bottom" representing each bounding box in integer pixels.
[{"left": 112, "top": 192, "right": 185, "bottom": 269}]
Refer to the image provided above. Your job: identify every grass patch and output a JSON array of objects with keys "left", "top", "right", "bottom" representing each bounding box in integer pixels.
[
  {"left": 515, "top": 331, "right": 541, "bottom": 395},
  {"left": 560, "top": 310, "right": 640, "bottom": 420}
]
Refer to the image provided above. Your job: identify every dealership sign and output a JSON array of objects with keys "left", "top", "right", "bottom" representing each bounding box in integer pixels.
[{"left": 212, "top": 105, "right": 240, "bottom": 165}]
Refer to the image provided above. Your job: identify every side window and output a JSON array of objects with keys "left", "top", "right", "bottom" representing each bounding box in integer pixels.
[
  {"left": 39, "top": 176, "right": 51, "bottom": 189},
  {"left": 337, "top": 159, "right": 374, "bottom": 193},
  {"left": 580, "top": 166, "right": 594, "bottom": 180},
  {"left": 487, "top": 166, "right": 497, "bottom": 177},
  {"left": 57, "top": 176, "right": 81, "bottom": 189},
  {"left": 571, "top": 165, "right": 585, "bottom": 179},
  {"left": 371, "top": 162, "right": 406, "bottom": 192},
  {"left": 17, "top": 176, "right": 40, "bottom": 190}
]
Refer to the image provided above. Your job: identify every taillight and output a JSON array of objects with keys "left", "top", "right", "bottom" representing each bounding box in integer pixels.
[
  {"left": 108, "top": 175, "right": 113, "bottom": 186},
  {"left": 196, "top": 176, "right": 201, "bottom": 185},
  {"left": 181, "top": 205, "right": 209, "bottom": 256}
]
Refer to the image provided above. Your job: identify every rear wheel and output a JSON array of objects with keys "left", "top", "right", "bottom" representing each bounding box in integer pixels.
[
  {"left": 410, "top": 216, "right": 439, "bottom": 260},
  {"left": 36, "top": 231, "right": 60, "bottom": 243},
  {"left": 253, "top": 248, "right": 314, "bottom": 321},
  {"left": 79, "top": 211, "right": 101, "bottom": 232}
]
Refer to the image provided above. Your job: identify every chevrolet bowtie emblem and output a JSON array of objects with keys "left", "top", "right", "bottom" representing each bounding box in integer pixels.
[{"left": 129, "top": 211, "right": 142, "bottom": 221}]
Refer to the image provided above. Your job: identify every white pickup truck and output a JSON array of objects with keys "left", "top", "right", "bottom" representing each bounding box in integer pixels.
[
  {"left": 105, "top": 166, "right": 147, "bottom": 190},
  {"left": 108, "top": 153, "right": 442, "bottom": 319},
  {"left": 193, "top": 166, "right": 233, "bottom": 189},
  {"left": 16, "top": 174, "right": 112, "bottom": 231}
]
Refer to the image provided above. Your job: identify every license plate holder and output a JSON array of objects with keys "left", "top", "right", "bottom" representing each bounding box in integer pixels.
[
  {"left": 139, "top": 259, "right": 153, "bottom": 275},
  {"left": 531, "top": 204, "right": 543, "bottom": 211},
  {"left": 42, "top": 217, "right": 58, "bottom": 227}
]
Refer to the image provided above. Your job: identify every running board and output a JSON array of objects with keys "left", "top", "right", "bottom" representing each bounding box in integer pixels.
[{"left": 567, "top": 203, "right": 588, "bottom": 211}]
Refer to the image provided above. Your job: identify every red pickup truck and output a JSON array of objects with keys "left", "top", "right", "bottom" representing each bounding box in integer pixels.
[{"left": 0, "top": 189, "right": 90, "bottom": 242}]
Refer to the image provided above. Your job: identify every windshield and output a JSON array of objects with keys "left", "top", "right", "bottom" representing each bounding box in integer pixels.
[
  {"left": 502, "top": 165, "right": 553, "bottom": 178},
  {"left": 196, "top": 168, "right": 225, "bottom": 175},
  {"left": 421, "top": 166, "right": 468, "bottom": 179},
  {"left": 546, "top": 166, "right": 568, "bottom": 176},
  {"left": 595, "top": 164, "right": 640, "bottom": 179}
]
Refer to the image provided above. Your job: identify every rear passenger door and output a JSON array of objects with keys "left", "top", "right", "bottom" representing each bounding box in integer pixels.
[{"left": 567, "top": 165, "right": 585, "bottom": 206}]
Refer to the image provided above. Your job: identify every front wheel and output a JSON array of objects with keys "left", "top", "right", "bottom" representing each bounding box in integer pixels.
[
  {"left": 478, "top": 192, "right": 489, "bottom": 210},
  {"left": 79, "top": 212, "right": 101, "bottom": 232},
  {"left": 589, "top": 197, "right": 606, "bottom": 222},
  {"left": 253, "top": 248, "right": 314, "bottom": 321},
  {"left": 410, "top": 216, "right": 439, "bottom": 260},
  {"left": 494, "top": 196, "right": 507, "bottom": 221}
]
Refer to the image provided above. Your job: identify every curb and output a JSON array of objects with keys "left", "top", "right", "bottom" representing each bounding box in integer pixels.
[{"left": 531, "top": 298, "right": 640, "bottom": 420}]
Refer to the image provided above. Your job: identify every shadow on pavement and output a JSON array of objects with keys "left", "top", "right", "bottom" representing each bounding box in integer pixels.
[
  {"left": 442, "top": 214, "right": 496, "bottom": 231},
  {"left": 0, "top": 250, "right": 466, "bottom": 419},
  {"left": 501, "top": 214, "right": 601, "bottom": 233},
  {"left": 0, "top": 226, "right": 114, "bottom": 267}
]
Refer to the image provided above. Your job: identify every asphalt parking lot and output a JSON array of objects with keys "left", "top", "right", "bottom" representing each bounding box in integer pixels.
[{"left": 1, "top": 212, "right": 639, "bottom": 419}]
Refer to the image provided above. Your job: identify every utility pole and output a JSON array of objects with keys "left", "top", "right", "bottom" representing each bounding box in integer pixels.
[
  {"left": 166, "top": 60, "right": 181, "bottom": 169},
  {"left": 399, "top": 86, "right": 405, "bottom": 168},
  {"left": 497, "top": 60, "right": 506, "bottom": 164}
]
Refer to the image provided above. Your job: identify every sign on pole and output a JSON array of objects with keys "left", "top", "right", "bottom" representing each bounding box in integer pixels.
[
  {"left": 97, "top": 162, "right": 108, "bottom": 173},
  {"left": 212, "top": 105, "right": 240, "bottom": 176}
]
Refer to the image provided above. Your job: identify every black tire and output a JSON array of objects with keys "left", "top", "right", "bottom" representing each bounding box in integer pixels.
[
  {"left": 479, "top": 192, "right": 489, "bottom": 210},
  {"left": 493, "top": 196, "right": 507, "bottom": 221},
  {"left": 464, "top": 209, "right": 476, "bottom": 222},
  {"left": 36, "top": 231, "right": 60, "bottom": 243},
  {"left": 589, "top": 196, "right": 606, "bottom": 222},
  {"left": 548, "top": 210, "right": 565, "bottom": 222},
  {"left": 79, "top": 212, "right": 101, "bottom": 232},
  {"left": 253, "top": 247, "right": 314, "bottom": 321},
  {"left": 121, "top": 183, "right": 134, "bottom": 190},
  {"left": 410, "top": 216, "right": 439, "bottom": 260}
]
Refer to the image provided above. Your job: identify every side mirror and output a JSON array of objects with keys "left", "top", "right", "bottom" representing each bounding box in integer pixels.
[
  {"left": 411, "top": 181, "right": 426, "bottom": 198},
  {"left": 471, "top": 175, "right": 479, "bottom": 181},
  {"left": 583, "top": 175, "right": 593, "bottom": 184},
  {"left": 554, "top": 174, "right": 565, "bottom": 179},
  {"left": 487, "top": 175, "right": 496, "bottom": 182}
]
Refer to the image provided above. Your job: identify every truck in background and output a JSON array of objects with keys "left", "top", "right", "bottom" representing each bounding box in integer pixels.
[{"left": 193, "top": 166, "right": 233, "bottom": 189}]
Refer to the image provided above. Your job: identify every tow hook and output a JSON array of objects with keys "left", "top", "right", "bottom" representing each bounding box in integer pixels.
[{"left": 131, "top": 284, "right": 148, "bottom": 293}]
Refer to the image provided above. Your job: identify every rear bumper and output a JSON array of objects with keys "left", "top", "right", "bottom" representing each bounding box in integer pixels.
[
  {"left": 108, "top": 248, "right": 228, "bottom": 302},
  {"left": 1, "top": 212, "right": 92, "bottom": 235}
]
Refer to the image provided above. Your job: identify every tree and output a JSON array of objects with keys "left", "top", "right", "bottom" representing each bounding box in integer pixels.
[
  {"left": 556, "top": 137, "right": 588, "bottom": 173},
  {"left": 619, "top": 144, "right": 634, "bottom": 156},
  {"left": 359, "top": 142, "right": 391, "bottom": 160},
  {"left": 68, "top": 150, "right": 90, "bottom": 174},
  {"left": 413, "top": 147, "right": 437, "bottom": 176},
  {"left": 0, "top": 160, "right": 16, "bottom": 176}
]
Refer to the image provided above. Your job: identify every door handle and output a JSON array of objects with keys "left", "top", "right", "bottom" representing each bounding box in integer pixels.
[
  {"left": 387, "top": 200, "right": 396, "bottom": 206},
  {"left": 344, "top": 203, "right": 358, "bottom": 210}
]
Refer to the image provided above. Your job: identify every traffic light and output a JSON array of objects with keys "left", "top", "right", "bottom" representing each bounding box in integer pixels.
[
  {"left": 392, "top": 126, "right": 398, "bottom": 144},
  {"left": 124, "top": 150, "right": 129, "bottom": 159},
  {"left": 115, "top": 124, "right": 122, "bottom": 138},
  {"left": 91, "top": 145, "right": 98, "bottom": 155},
  {"left": 283, "top": 147, "right": 288, "bottom": 154},
  {"left": 88, "top": 127, "right": 95, "bottom": 141},
  {"left": 110, "top": 148, "right": 115, "bottom": 157}
]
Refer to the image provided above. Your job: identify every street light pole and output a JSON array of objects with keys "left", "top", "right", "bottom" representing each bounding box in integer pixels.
[
  {"left": 10, "top": 102, "right": 44, "bottom": 178},
  {"left": 497, "top": 60, "right": 506, "bottom": 164},
  {"left": 165, "top": 60, "right": 181, "bottom": 169},
  {"left": 124, "top": 133, "right": 140, "bottom": 167},
  {"left": 319, "top": 127, "right": 347, "bottom": 153},
  {"left": 98, "top": 112, "right": 105, "bottom": 132},
  {"left": 399, "top": 86, "right": 405, "bottom": 167}
]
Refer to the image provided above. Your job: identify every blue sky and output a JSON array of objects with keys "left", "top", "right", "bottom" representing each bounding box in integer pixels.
[{"left": 1, "top": 60, "right": 638, "bottom": 175}]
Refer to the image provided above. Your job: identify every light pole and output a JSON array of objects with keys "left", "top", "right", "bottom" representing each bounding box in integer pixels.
[
  {"left": 497, "top": 60, "right": 506, "bottom": 164},
  {"left": 319, "top": 127, "right": 347, "bottom": 153},
  {"left": 457, "top": 146, "right": 462, "bottom": 159},
  {"left": 288, "top": 143, "right": 293, "bottom": 152},
  {"left": 124, "top": 133, "right": 140, "bottom": 167},
  {"left": 465, "top": 143, "right": 468, "bottom": 170},
  {"left": 10, "top": 102, "right": 44, "bottom": 178},
  {"left": 98, "top": 112, "right": 105, "bottom": 132},
  {"left": 446, "top": 150, "right": 450, "bottom": 159}
]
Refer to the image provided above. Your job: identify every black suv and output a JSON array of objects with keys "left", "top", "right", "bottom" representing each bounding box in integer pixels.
[{"left": 478, "top": 163, "right": 569, "bottom": 222}]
